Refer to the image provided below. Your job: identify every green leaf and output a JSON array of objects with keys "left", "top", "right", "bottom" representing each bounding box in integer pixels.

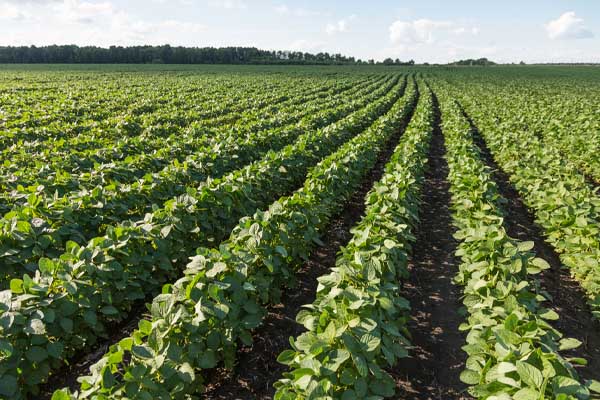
[
  {"left": 47, "top": 342, "right": 64, "bottom": 359},
  {"left": 528, "top": 258, "right": 550, "bottom": 274},
  {"left": 588, "top": 380, "right": 600, "bottom": 393},
  {"left": 553, "top": 376, "right": 588, "bottom": 396},
  {"left": 322, "top": 349, "right": 350, "bottom": 374},
  {"left": 83, "top": 310, "right": 97, "bottom": 326},
  {"left": 0, "top": 375, "right": 18, "bottom": 397},
  {"left": 138, "top": 319, "right": 152, "bottom": 335},
  {"left": 383, "top": 239, "right": 396, "bottom": 249},
  {"left": 102, "top": 367, "right": 117, "bottom": 389},
  {"left": 354, "top": 378, "right": 367, "bottom": 397},
  {"left": 198, "top": 350, "right": 217, "bottom": 369},
  {"left": 559, "top": 338, "right": 582, "bottom": 351},
  {"left": 516, "top": 361, "right": 544, "bottom": 389},
  {"left": 353, "top": 354, "right": 368, "bottom": 377},
  {"left": 517, "top": 241, "right": 535, "bottom": 252},
  {"left": 512, "top": 388, "right": 540, "bottom": 400},
  {"left": 360, "top": 333, "right": 381, "bottom": 352},
  {"left": 119, "top": 337, "right": 134, "bottom": 351},
  {"left": 9, "top": 279, "right": 23, "bottom": 294},
  {"left": 100, "top": 305, "right": 119, "bottom": 315},
  {"left": 277, "top": 350, "right": 296, "bottom": 365},
  {"left": 341, "top": 390, "right": 356, "bottom": 400},
  {"left": 178, "top": 362, "right": 195, "bottom": 383},
  {"left": 51, "top": 389, "right": 71, "bottom": 400},
  {"left": 131, "top": 345, "right": 154, "bottom": 359},
  {"left": 0, "top": 340, "right": 13, "bottom": 357},
  {"left": 206, "top": 261, "right": 227, "bottom": 278},
  {"left": 26, "top": 346, "right": 48, "bottom": 363},
  {"left": 539, "top": 309, "right": 559, "bottom": 321},
  {"left": 60, "top": 318, "right": 73, "bottom": 333},
  {"left": 460, "top": 369, "right": 480, "bottom": 385},
  {"left": 38, "top": 258, "right": 56, "bottom": 274},
  {"left": 275, "top": 246, "right": 288, "bottom": 257}
]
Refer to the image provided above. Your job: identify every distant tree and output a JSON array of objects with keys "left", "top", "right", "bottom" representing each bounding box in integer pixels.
[{"left": 449, "top": 57, "right": 497, "bottom": 66}]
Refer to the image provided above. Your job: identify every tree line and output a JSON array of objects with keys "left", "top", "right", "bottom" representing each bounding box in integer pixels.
[{"left": 0, "top": 45, "right": 378, "bottom": 65}]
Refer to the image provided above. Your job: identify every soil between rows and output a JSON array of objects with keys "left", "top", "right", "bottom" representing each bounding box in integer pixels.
[
  {"left": 391, "top": 92, "right": 470, "bottom": 399},
  {"left": 461, "top": 107, "right": 600, "bottom": 382},
  {"left": 202, "top": 87, "right": 419, "bottom": 399}
]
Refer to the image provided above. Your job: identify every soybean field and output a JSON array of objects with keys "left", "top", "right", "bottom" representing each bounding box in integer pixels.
[{"left": 1, "top": 65, "right": 600, "bottom": 400}]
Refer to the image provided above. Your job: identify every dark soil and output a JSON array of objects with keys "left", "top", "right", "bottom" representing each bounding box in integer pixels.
[
  {"left": 202, "top": 89, "right": 419, "bottom": 400},
  {"left": 461, "top": 107, "right": 600, "bottom": 382},
  {"left": 391, "top": 93, "right": 470, "bottom": 399}
]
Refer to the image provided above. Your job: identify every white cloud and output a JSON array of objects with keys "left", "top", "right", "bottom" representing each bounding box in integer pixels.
[
  {"left": 208, "top": 0, "right": 246, "bottom": 9},
  {"left": 0, "top": 2, "right": 25, "bottom": 19},
  {"left": 389, "top": 18, "right": 479, "bottom": 45},
  {"left": 326, "top": 15, "right": 356, "bottom": 35},
  {"left": 545, "top": 11, "right": 593, "bottom": 40},
  {"left": 383, "top": 17, "right": 486, "bottom": 63}
]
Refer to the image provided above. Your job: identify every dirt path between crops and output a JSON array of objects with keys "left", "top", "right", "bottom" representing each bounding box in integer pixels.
[
  {"left": 391, "top": 93, "right": 470, "bottom": 400},
  {"left": 202, "top": 87, "right": 419, "bottom": 400},
  {"left": 462, "top": 107, "right": 600, "bottom": 382}
]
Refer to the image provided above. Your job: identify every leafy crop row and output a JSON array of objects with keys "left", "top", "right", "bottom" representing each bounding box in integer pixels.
[
  {"left": 438, "top": 89, "right": 600, "bottom": 399},
  {"left": 274, "top": 84, "right": 434, "bottom": 400},
  {"left": 50, "top": 78, "right": 418, "bottom": 400}
]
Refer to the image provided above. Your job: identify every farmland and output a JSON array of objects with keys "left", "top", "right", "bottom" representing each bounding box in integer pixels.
[{"left": 0, "top": 64, "right": 599, "bottom": 400}]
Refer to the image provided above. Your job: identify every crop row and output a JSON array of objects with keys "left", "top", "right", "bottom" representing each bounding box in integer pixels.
[
  {"left": 438, "top": 89, "right": 599, "bottom": 399},
  {"left": 0, "top": 76, "right": 412, "bottom": 398},
  {"left": 452, "top": 86, "right": 600, "bottom": 321},
  {"left": 274, "top": 84, "right": 434, "bottom": 400},
  {"left": 0, "top": 75, "right": 401, "bottom": 285}
]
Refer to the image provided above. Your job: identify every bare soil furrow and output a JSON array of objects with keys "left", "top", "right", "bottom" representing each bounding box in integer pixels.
[{"left": 392, "top": 93, "right": 469, "bottom": 400}]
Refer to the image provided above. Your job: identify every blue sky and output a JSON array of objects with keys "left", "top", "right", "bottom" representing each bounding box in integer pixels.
[{"left": 0, "top": 0, "right": 598, "bottom": 62}]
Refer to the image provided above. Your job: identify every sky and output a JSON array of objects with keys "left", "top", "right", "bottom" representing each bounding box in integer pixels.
[{"left": 0, "top": 0, "right": 598, "bottom": 63}]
